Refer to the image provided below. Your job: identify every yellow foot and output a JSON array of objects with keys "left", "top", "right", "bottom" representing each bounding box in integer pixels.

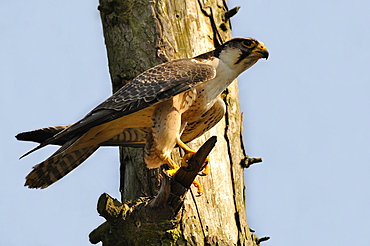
[
  {"left": 177, "top": 138, "right": 210, "bottom": 175},
  {"left": 164, "top": 164, "right": 203, "bottom": 196},
  {"left": 198, "top": 161, "right": 209, "bottom": 176},
  {"left": 181, "top": 150, "right": 210, "bottom": 176},
  {"left": 192, "top": 180, "right": 203, "bottom": 196},
  {"left": 163, "top": 155, "right": 181, "bottom": 177},
  {"left": 164, "top": 167, "right": 180, "bottom": 177}
]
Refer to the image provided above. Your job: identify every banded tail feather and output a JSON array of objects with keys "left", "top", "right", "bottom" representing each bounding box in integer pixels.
[
  {"left": 18, "top": 124, "right": 150, "bottom": 188},
  {"left": 25, "top": 145, "right": 99, "bottom": 188},
  {"left": 16, "top": 125, "right": 68, "bottom": 145},
  {"left": 16, "top": 126, "right": 149, "bottom": 147}
]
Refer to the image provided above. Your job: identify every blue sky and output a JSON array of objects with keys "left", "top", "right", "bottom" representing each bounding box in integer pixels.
[{"left": 1, "top": 1, "right": 369, "bottom": 245}]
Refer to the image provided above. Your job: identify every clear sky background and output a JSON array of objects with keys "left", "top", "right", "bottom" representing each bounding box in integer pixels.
[{"left": 1, "top": 1, "right": 369, "bottom": 245}]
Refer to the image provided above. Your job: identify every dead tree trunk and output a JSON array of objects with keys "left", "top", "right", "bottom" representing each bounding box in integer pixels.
[{"left": 89, "top": 0, "right": 266, "bottom": 245}]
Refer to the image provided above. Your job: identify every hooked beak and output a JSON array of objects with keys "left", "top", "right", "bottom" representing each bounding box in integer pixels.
[{"left": 253, "top": 44, "right": 269, "bottom": 59}]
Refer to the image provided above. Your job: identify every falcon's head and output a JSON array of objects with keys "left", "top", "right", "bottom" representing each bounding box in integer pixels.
[{"left": 215, "top": 37, "right": 269, "bottom": 76}]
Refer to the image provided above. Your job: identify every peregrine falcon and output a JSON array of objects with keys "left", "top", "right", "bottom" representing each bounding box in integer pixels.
[{"left": 17, "top": 37, "right": 269, "bottom": 191}]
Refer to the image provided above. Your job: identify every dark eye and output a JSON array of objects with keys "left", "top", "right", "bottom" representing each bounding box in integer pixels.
[{"left": 241, "top": 40, "right": 253, "bottom": 48}]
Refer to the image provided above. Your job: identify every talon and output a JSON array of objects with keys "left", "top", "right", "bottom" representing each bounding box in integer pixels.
[
  {"left": 176, "top": 138, "right": 210, "bottom": 195},
  {"left": 176, "top": 138, "right": 210, "bottom": 172},
  {"left": 180, "top": 150, "right": 210, "bottom": 175},
  {"left": 198, "top": 158, "right": 210, "bottom": 176},
  {"left": 192, "top": 180, "right": 203, "bottom": 196},
  {"left": 165, "top": 167, "right": 179, "bottom": 177},
  {"left": 163, "top": 156, "right": 180, "bottom": 177}
]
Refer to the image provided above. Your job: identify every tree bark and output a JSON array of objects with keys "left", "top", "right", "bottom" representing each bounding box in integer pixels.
[{"left": 89, "top": 0, "right": 266, "bottom": 245}]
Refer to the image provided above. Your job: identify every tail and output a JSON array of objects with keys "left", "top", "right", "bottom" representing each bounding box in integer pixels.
[
  {"left": 16, "top": 125, "right": 69, "bottom": 145},
  {"left": 25, "top": 144, "right": 99, "bottom": 188},
  {"left": 17, "top": 125, "right": 149, "bottom": 147}
]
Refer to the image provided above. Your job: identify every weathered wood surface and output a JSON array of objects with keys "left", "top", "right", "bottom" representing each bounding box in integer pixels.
[
  {"left": 89, "top": 137, "right": 217, "bottom": 245},
  {"left": 90, "top": 0, "right": 265, "bottom": 245}
]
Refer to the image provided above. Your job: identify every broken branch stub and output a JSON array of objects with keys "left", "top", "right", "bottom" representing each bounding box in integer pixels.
[
  {"left": 89, "top": 136, "right": 218, "bottom": 245},
  {"left": 175, "top": 136, "right": 217, "bottom": 188},
  {"left": 150, "top": 136, "right": 217, "bottom": 209}
]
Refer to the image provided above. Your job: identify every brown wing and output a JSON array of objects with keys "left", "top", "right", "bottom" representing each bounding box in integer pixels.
[{"left": 20, "top": 59, "right": 215, "bottom": 158}]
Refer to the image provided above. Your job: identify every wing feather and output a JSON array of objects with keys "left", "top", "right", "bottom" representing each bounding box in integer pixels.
[{"left": 20, "top": 59, "right": 215, "bottom": 157}]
